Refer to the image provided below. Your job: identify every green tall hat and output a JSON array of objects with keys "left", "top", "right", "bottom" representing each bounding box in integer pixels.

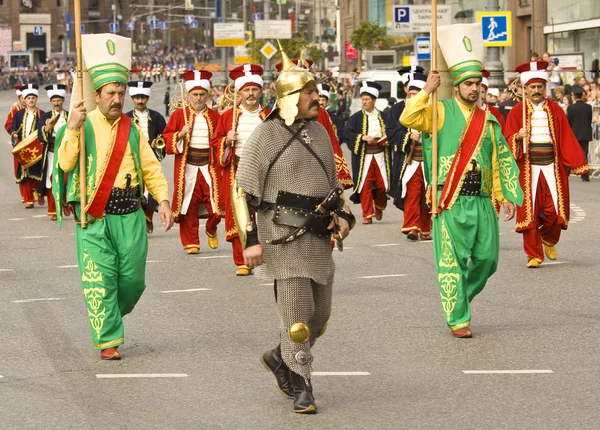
[
  {"left": 83, "top": 34, "right": 131, "bottom": 91},
  {"left": 437, "top": 23, "right": 484, "bottom": 85}
]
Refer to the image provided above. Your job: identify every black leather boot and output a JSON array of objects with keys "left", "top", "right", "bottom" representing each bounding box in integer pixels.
[
  {"left": 290, "top": 371, "right": 317, "bottom": 414},
  {"left": 261, "top": 345, "right": 294, "bottom": 399}
]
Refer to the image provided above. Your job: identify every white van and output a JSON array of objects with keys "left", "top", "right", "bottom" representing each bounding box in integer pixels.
[{"left": 349, "top": 70, "right": 405, "bottom": 115}]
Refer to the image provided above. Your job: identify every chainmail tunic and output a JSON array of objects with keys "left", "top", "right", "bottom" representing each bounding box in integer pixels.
[{"left": 236, "top": 117, "right": 340, "bottom": 285}]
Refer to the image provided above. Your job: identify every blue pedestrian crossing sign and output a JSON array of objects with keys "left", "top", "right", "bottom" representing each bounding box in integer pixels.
[
  {"left": 127, "top": 22, "right": 135, "bottom": 31},
  {"left": 109, "top": 22, "right": 119, "bottom": 33},
  {"left": 477, "top": 11, "right": 512, "bottom": 47}
]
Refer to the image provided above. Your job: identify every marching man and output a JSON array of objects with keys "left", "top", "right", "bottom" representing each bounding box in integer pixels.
[
  {"left": 163, "top": 70, "right": 221, "bottom": 254},
  {"left": 126, "top": 80, "right": 168, "bottom": 234},
  {"left": 37, "top": 84, "right": 69, "bottom": 220},
  {"left": 10, "top": 83, "right": 45, "bottom": 209},
  {"left": 212, "top": 64, "right": 270, "bottom": 275},
  {"left": 504, "top": 60, "right": 589, "bottom": 268},
  {"left": 5, "top": 85, "right": 26, "bottom": 202},
  {"left": 344, "top": 81, "right": 392, "bottom": 224}
]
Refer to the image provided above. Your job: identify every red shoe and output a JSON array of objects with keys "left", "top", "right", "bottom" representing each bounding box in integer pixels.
[
  {"left": 375, "top": 208, "right": 383, "bottom": 221},
  {"left": 50, "top": 214, "right": 57, "bottom": 221},
  {"left": 100, "top": 347, "right": 121, "bottom": 360},
  {"left": 419, "top": 233, "right": 432, "bottom": 241},
  {"left": 452, "top": 328, "right": 472, "bottom": 338},
  {"left": 362, "top": 217, "right": 373, "bottom": 225}
]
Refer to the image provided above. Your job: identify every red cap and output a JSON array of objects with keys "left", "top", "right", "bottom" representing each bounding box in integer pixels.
[
  {"left": 515, "top": 61, "right": 549, "bottom": 85},
  {"left": 182, "top": 70, "right": 213, "bottom": 92},
  {"left": 229, "top": 64, "right": 264, "bottom": 91}
]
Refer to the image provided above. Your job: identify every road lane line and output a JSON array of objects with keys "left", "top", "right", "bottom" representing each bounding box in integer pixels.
[
  {"left": 544, "top": 261, "right": 567, "bottom": 265},
  {"left": 312, "top": 372, "right": 371, "bottom": 376},
  {"left": 21, "top": 235, "right": 49, "bottom": 239},
  {"left": 32, "top": 214, "right": 48, "bottom": 218},
  {"left": 96, "top": 374, "right": 189, "bottom": 379},
  {"left": 259, "top": 283, "right": 273, "bottom": 286},
  {"left": 196, "top": 255, "right": 228, "bottom": 260},
  {"left": 359, "top": 274, "right": 407, "bottom": 279},
  {"left": 146, "top": 260, "right": 162, "bottom": 263},
  {"left": 12, "top": 298, "right": 66, "bottom": 303},
  {"left": 9, "top": 218, "right": 25, "bottom": 221},
  {"left": 57, "top": 265, "right": 79, "bottom": 268},
  {"left": 371, "top": 243, "right": 399, "bottom": 247},
  {"left": 462, "top": 370, "right": 553, "bottom": 374},
  {"left": 160, "top": 288, "right": 211, "bottom": 294},
  {"left": 333, "top": 246, "right": 353, "bottom": 250},
  {"left": 0, "top": 269, "right": 14, "bottom": 272}
]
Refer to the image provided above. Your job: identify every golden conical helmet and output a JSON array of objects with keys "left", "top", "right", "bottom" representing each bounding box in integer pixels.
[{"left": 274, "top": 41, "right": 316, "bottom": 125}]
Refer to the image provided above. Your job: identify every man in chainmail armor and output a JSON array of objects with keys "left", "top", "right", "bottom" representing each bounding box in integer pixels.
[{"left": 236, "top": 47, "right": 355, "bottom": 414}]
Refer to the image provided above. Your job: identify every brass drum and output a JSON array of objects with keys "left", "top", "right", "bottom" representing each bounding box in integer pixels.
[{"left": 12, "top": 132, "right": 43, "bottom": 169}]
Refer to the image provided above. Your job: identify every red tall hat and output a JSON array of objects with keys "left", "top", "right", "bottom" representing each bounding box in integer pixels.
[
  {"left": 481, "top": 69, "right": 490, "bottom": 89},
  {"left": 13, "top": 84, "right": 23, "bottom": 96},
  {"left": 182, "top": 69, "right": 213, "bottom": 92},
  {"left": 274, "top": 58, "right": 314, "bottom": 72},
  {"left": 515, "top": 60, "right": 549, "bottom": 86},
  {"left": 229, "top": 64, "right": 264, "bottom": 91}
]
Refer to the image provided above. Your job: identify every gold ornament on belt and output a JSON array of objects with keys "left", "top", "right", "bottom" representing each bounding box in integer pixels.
[{"left": 289, "top": 322, "right": 310, "bottom": 344}]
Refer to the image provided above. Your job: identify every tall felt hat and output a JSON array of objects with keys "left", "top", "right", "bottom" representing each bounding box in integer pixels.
[
  {"left": 82, "top": 34, "right": 131, "bottom": 91},
  {"left": 437, "top": 23, "right": 484, "bottom": 85},
  {"left": 14, "top": 84, "right": 23, "bottom": 96},
  {"left": 359, "top": 81, "right": 382, "bottom": 99},
  {"left": 515, "top": 61, "right": 549, "bottom": 86},
  {"left": 407, "top": 73, "right": 427, "bottom": 92},
  {"left": 128, "top": 80, "right": 153, "bottom": 97},
  {"left": 481, "top": 69, "right": 490, "bottom": 90},
  {"left": 21, "top": 84, "right": 39, "bottom": 98},
  {"left": 318, "top": 83, "right": 331, "bottom": 99},
  {"left": 182, "top": 70, "right": 212, "bottom": 93},
  {"left": 397, "top": 65, "right": 425, "bottom": 85},
  {"left": 274, "top": 41, "right": 316, "bottom": 126},
  {"left": 229, "top": 64, "right": 264, "bottom": 91},
  {"left": 45, "top": 84, "right": 67, "bottom": 99}
]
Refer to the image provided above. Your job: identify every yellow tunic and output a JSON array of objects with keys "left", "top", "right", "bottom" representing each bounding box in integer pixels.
[
  {"left": 400, "top": 90, "right": 507, "bottom": 204},
  {"left": 58, "top": 107, "right": 169, "bottom": 204}
]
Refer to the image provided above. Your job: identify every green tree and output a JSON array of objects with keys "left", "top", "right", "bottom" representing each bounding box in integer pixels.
[{"left": 349, "top": 21, "right": 392, "bottom": 66}]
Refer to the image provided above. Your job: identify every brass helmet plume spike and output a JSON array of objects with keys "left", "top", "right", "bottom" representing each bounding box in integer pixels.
[{"left": 277, "top": 40, "right": 296, "bottom": 72}]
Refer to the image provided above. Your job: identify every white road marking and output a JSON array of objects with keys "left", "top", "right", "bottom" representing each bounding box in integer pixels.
[
  {"left": 0, "top": 269, "right": 14, "bottom": 272},
  {"left": 462, "top": 370, "right": 553, "bottom": 374},
  {"left": 12, "top": 298, "right": 66, "bottom": 303},
  {"left": 57, "top": 265, "right": 78, "bottom": 268},
  {"left": 21, "top": 235, "right": 48, "bottom": 239},
  {"left": 333, "top": 246, "right": 353, "bottom": 251},
  {"left": 96, "top": 374, "right": 189, "bottom": 379},
  {"left": 371, "top": 243, "right": 399, "bottom": 247},
  {"left": 196, "top": 255, "right": 228, "bottom": 260},
  {"left": 146, "top": 260, "right": 162, "bottom": 263},
  {"left": 9, "top": 218, "right": 25, "bottom": 221},
  {"left": 359, "top": 274, "right": 407, "bottom": 279},
  {"left": 32, "top": 214, "right": 48, "bottom": 218},
  {"left": 312, "top": 372, "right": 371, "bottom": 376},
  {"left": 544, "top": 261, "right": 567, "bottom": 266},
  {"left": 160, "top": 288, "right": 211, "bottom": 294}
]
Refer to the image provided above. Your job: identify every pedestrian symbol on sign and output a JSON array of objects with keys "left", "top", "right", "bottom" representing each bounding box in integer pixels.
[{"left": 478, "top": 12, "right": 512, "bottom": 47}]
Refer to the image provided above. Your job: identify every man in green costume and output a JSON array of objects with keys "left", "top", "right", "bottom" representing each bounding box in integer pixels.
[
  {"left": 54, "top": 34, "right": 174, "bottom": 359},
  {"left": 400, "top": 24, "right": 523, "bottom": 338}
]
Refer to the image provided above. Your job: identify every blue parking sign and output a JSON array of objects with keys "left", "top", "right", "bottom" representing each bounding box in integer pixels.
[
  {"left": 477, "top": 12, "right": 512, "bottom": 47},
  {"left": 394, "top": 7, "right": 409, "bottom": 23}
]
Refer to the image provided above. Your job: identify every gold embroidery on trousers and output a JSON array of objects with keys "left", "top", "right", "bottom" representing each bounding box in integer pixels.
[
  {"left": 438, "top": 220, "right": 457, "bottom": 268},
  {"left": 83, "top": 287, "right": 106, "bottom": 337},
  {"left": 439, "top": 273, "right": 460, "bottom": 321}
]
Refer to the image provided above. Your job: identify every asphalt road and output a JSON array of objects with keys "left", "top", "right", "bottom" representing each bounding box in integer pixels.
[{"left": 1, "top": 82, "right": 600, "bottom": 429}]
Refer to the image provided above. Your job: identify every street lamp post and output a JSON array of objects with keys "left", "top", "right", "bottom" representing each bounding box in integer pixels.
[{"left": 486, "top": 0, "right": 505, "bottom": 88}]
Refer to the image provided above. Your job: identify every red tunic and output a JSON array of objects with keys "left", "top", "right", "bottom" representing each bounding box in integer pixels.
[
  {"left": 504, "top": 99, "right": 589, "bottom": 231},
  {"left": 488, "top": 105, "right": 505, "bottom": 130},
  {"left": 211, "top": 104, "right": 270, "bottom": 240},
  {"left": 317, "top": 107, "right": 353, "bottom": 189},
  {"left": 5, "top": 103, "right": 22, "bottom": 134},
  {"left": 163, "top": 106, "right": 220, "bottom": 219}
]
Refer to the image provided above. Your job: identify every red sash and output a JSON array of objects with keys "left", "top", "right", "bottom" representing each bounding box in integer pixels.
[
  {"left": 87, "top": 114, "right": 132, "bottom": 218},
  {"left": 438, "top": 106, "right": 487, "bottom": 212}
]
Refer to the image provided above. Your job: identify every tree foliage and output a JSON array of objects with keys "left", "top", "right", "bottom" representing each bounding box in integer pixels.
[{"left": 349, "top": 21, "right": 391, "bottom": 53}]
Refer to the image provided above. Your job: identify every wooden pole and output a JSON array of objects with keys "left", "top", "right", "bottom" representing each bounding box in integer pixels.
[
  {"left": 522, "top": 85, "right": 528, "bottom": 154},
  {"left": 74, "top": 0, "right": 87, "bottom": 228},
  {"left": 180, "top": 82, "right": 188, "bottom": 124},
  {"left": 430, "top": 0, "right": 439, "bottom": 216}
]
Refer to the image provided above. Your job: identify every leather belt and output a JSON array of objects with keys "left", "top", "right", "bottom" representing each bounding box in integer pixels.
[{"left": 105, "top": 185, "right": 141, "bottom": 215}]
